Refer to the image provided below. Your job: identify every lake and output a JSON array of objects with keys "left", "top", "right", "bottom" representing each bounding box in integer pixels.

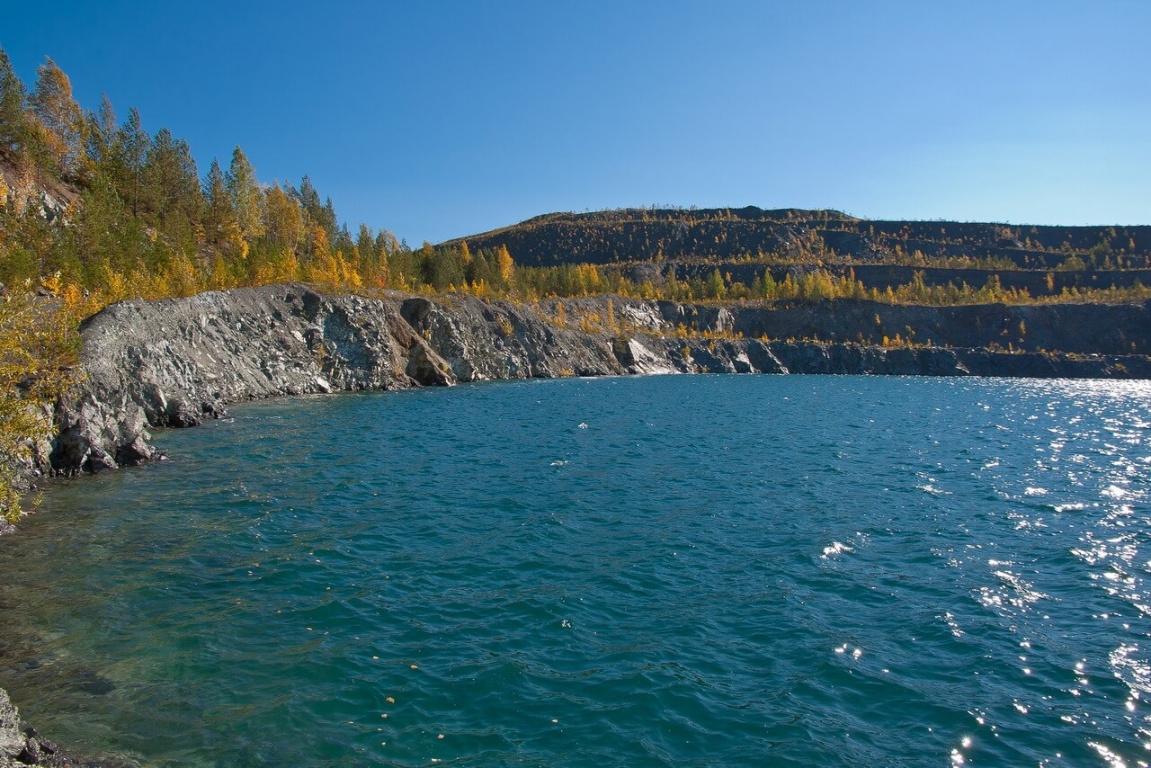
[{"left": 1, "top": 374, "right": 1149, "bottom": 766}]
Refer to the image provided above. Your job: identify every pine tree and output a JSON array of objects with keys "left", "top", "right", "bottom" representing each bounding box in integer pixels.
[
  {"left": 320, "top": 197, "right": 338, "bottom": 240},
  {"left": 373, "top": 231, "right": 392, "bottom": 285},
  {"left": 297, "top": 175, "right": 324, "bottom": 228},
  {"left": 705, "top": 268, "right": 726, "bottom": 299},
  {"left": 202, "top": 158, "right": 237, "bottom": 245},
  {"left": 465, "top": 248, "right": 492, "bottom": 287},
  {"left": 116, "top": 107, "right": 148, "bottom": 215},
  {"left": 72, "top": 171, "right": 148, "bottom": 285},
  {"left": 0, "top": 47, "right": 27, "bottom": 155},
  {"left": 334, "top": 222, "right": 354, "bottom": 258},
  {"left": 84, "top": 93, "right": 118, "bottom": 174},
  {"left": 141, "top": 128, "right": 202, "bottom": 230},
  {"left": 425, "top": 245, "right": 465, "bottom": 290},
  {"left": 356, "top": 223, "right": 376, "bottom": 279},
  {"left": 225, "top": 146, "right": 263, "bottom": 240}
]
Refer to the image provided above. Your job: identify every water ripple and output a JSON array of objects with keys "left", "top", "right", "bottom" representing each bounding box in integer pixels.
[{"left": 1, "top": 377, "right": 1150, "bottom": 766}]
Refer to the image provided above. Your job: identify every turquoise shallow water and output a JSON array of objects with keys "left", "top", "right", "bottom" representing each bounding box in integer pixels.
[{"left": 2, "top": 375, "right": 1151, "bottom": 766}]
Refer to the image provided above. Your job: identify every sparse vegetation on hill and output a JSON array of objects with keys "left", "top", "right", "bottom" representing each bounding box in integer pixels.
[
  {"left": 448, "top": 207, "right": 1151, "bottom": 270},
  {"left": 445, "top": 207, "right": 1151, "bottom": 304}
]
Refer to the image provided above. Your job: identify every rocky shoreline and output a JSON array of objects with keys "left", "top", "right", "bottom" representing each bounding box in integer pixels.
[
  {"left": 3, "top": 285, "right": 1151, "bottom": 765},
  {"left": 1, "top": 689, "right": 125, "bottom": 768},
  {"left": 1, "top": 689, "right": 63, "bottom": 768},
  {"left": 34, "top": 284, "right": 1151, "bottom": 477}
]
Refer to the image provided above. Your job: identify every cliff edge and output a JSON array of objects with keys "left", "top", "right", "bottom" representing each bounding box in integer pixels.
[{"left": 38, "top": 284, "right": 1150, "bottom": 477}]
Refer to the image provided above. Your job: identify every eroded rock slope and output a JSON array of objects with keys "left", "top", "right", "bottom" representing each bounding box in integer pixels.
[{"left": 44, "top": 285, "right": 1151, "bottom": 475}]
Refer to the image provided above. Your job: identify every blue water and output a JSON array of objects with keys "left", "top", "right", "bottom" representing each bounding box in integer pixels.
[{"left": 2, "top": 375, "right": 1150, "bottom": 766}]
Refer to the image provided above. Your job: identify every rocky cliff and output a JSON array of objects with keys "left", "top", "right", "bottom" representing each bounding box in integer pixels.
[{"left": 38, "top": 284, "right": 1151, "bottom": 477}]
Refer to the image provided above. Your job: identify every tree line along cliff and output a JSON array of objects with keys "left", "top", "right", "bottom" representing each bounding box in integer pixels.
[{"left": 3, "top": 48, "right": 1151, "bottom": 312}]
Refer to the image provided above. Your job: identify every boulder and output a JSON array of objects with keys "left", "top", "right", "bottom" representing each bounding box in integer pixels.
[{"left": 0, "top": 689, "right": 24, "bottom": 763}]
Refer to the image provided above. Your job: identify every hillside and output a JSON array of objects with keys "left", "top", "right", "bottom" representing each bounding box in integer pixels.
[{"left": 445, "top": 207, "right": 1151, "bottom": 300}]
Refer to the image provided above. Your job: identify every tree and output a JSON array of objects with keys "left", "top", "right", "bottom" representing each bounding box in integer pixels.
[
  {"left": 72, "top": 171, "right": 147, "bottom": 283},
  {"left": 27, "top": 57, "right": 85, "bottom": 177},
  {"left": 0, "top": 46, "right": 27, "bottom": 155},
  {"left": 141, "top": 128, "right": 202, "bottom": 231},
  {"left": 84, "top": 93, "right": 118, "bottom": 178},
  {"left": 496, "top": 244, "right": 514, "bottom": 285},
  {"left": 320, "top": 197, "right": 338, "bottom": 239},
  {"left": 373, "top": 231, "right": 393, "bottom": 285},
  {"left": 705, "top": 268, "right": 726, "bottom": 299},
  {"left": 296, "top": 175, "right": 324, "bottom": 229},
  {"left": 356, "top": 223, "right": 377, "bottom": 279},
  {"left": 304, "top": 223, "right": 339, "bottom": 285},
  {"left": 0, "top": 288, "right": 81, "bottom": 523},
  {"left": 202, "top": 158, "right": 237, "bottom": 246},
  {"left": 225, "top": 146, "right": 263, "bottom": 240},
  {"left": 334, "top": 222, "right": 354, "bottom": 259},
  {"left": 116, "top": 107, "right": 148, "bottom": 215},
  {"left": 262, "top": 183, "right": 304, "bottom": 252},
  {"left": 375, "top": 229, "right": 399, "bottom": 255},
  {"left": 424, "top": 244, "right": 465, "bottom": 290},
  {"left": 465, "top": 248, "right": 493, "bottom": 287}
]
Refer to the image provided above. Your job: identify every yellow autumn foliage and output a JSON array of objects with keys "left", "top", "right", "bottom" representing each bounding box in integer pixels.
[{"left": 0, "top": 281, "right": 81, "bottom": 522}]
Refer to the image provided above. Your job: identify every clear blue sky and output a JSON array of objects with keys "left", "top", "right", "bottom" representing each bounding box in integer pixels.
[{"left": 5, "top": 1, "right": 1149, "bottom": 244}]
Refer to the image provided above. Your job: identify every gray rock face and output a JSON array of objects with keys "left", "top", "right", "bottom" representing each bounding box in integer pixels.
[
  {"left": 0, "top": 688, "right": 84, "bottom": 767},
  {"left": 399, "top": 295, "right": 625, "bottom": 381},
  {"left": 46, "top": 286, "right": 640, "bottom": 475},
  {"left": 0, "top": 689, "right": 24, "bottom": 766},
  {"left": 34, "top": 285, "right": 1151, "bottom": 478},
  {"left": 50, "top": 285, "right": 453, "bottom": 473}
]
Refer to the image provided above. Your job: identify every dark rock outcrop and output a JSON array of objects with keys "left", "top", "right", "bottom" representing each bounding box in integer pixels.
[{"left": 726, "top": 298, "right": 1151, "bottom": 356}]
